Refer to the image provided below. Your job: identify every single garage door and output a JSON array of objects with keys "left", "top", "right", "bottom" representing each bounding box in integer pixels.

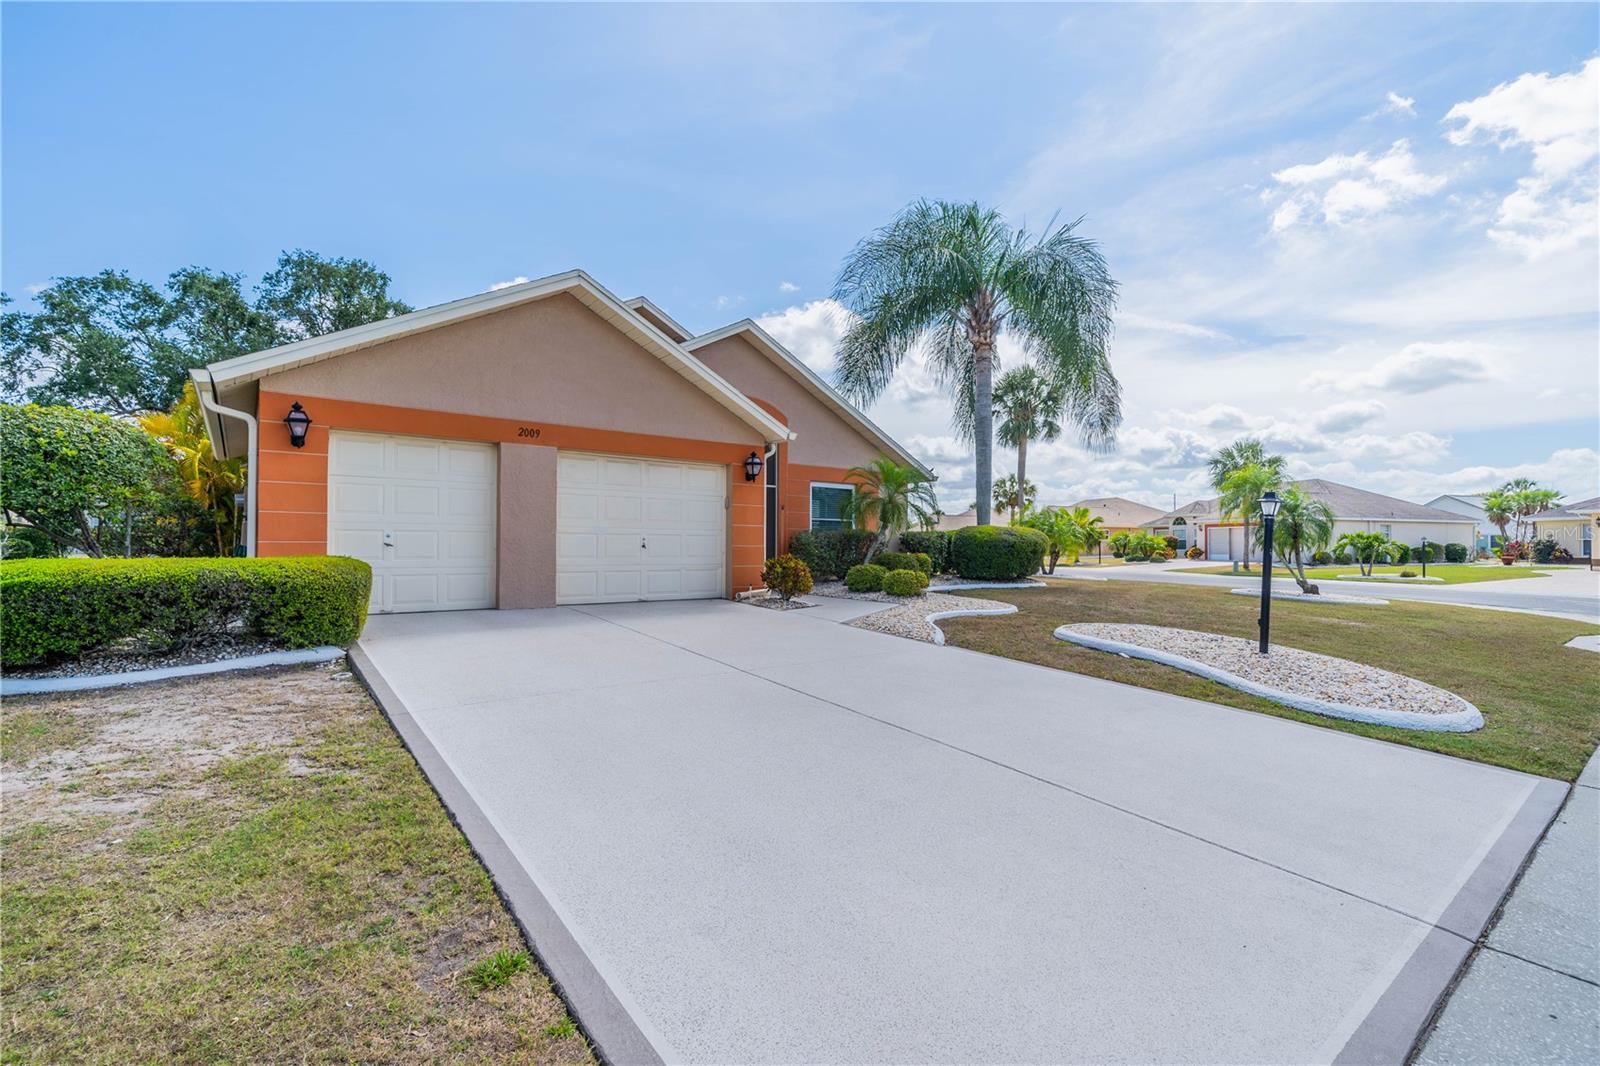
[
  {"left": 556, "top": 451, "right": 726, "bottom": 604},
  {"left": 327, "top": 431, "right": 498, "bottom": 613}
]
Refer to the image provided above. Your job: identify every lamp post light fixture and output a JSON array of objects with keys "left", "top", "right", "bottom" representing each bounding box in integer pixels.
[
  {"left": 1421, "top": 536, "right": 1428, "bottom": 579},
  {"left": 743, "top": 451, "right": 764, "bottom": 482},
  {"left": 1256, "top": 491, "right": 1281, "bottom": 654},
  {"left": 283, "top": 402, "right": 312, "bottom": 448}
]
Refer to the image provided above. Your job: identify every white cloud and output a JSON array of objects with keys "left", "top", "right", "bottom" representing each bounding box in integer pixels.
[
  {"left": 756, "top": 298, "right": 848, "bottom": 373},
  {"left": 1304, "top": 341, "right": 1499, "bottom": 394},
  {"left": 778, "top": 280, "right": 800, "bottom": 293},
  {"left": 1444, "top": 58, "right": 1599, "bottom": 258},
  {"left": 24, "top": 282, "right": 48, "bottom": 295},
  {"left": 1311, "top": 400, "right": 1386, "bottom": 433},
  {"left": 1268, "top": 139, "right": 1446, "bottom": 229},
  {"left": 714, "top": 294, "right": 745, "bottom": 310},
  {"left": 489, "top": 276, "right": 530, "bottom": 291},
  {"left": 1375, "top": 90, "right": 1416, "bottom": 117},
  {"left": 1120, "top": 311, "right": 1232, "bottom": 340},
  {"left": 1337, "top": 430, "right": 1450, "bottom": 465}
]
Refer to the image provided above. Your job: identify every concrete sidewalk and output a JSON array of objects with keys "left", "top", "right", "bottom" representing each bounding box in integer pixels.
[
  {"left": 1417, "top": 747, "right": 1600, "bottom": 1065},
  {"left": 353, "top": 601, "right": 1567, "bottom": 1064}
]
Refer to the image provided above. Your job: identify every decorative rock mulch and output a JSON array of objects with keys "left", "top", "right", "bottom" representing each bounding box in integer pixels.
[
  {"left": 738, "top": 590, "right": 815, "bottom": 610},
  {"left": 7, "top": 636, "right": 284, "bottom": 679},
  {"left": 846, "top": 591, "right": 1016, "bottom": 644},
  {"left": 1054, "top": 622, "right": 1484, "bottom": 732}
]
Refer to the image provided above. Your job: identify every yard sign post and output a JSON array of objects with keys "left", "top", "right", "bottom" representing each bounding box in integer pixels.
[{"left": 1257, "top": 492, "right": 1280, "bottom": 655}]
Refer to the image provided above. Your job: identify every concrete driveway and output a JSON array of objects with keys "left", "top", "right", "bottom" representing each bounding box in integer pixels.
[{"left": 352, "top": 601, "right": 1565, "bottom": 1065}]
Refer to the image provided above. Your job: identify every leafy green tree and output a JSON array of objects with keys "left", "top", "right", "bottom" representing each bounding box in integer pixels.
[
  {"left": 1018, "top": 506, "right": 1086, "bottom": 573},
  {"left": 832, "top": 199, "right": 1120, "bottom": 526},
  {"left": 1254, "top": 487, "right": 1335, "bottom": 593},
  {"left": 137, "top": 381, "right": 247, "bottom": 555},
  {"left": 992, "top": 473, "right": 1038, "bottom": 518},
  {"left": 1482, "top": 487, "right": 1514, "bottom": 543},
  {"left": 839, "top": 456, "right": 939, "bottom": 562},
  {"left": 1334, "top": 531, "right": 1394, "bottom": 577},
  {"left": 257, "top": 250, "right": 411, "bottom": 341},
  {"left": 1064, "top": 505, "right": 1105, "bottom": 558},
  {"left": 993, "top": 366, "right": 1065, "bottom": 517},
  {"left": 167, "top": 267, "right": 279, "bottom": 365},
  {"left": 1217, "top": 462, "right": 1283, "bottom": 570},
  {"left": 0, "top": 403, "right": 170, "bottom": 556}
]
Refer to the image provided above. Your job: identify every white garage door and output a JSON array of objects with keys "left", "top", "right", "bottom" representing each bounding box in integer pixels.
[
  {"left": 556, "top": 451, "right": 726, "bottom": 604},
  {"left": 328, "top": 431, "right": 497, "bottom": 613}
]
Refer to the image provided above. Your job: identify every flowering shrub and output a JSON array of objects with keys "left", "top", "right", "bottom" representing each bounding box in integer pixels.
[{"left": 762, "top": 554, "right": 813, "bottom": 602}]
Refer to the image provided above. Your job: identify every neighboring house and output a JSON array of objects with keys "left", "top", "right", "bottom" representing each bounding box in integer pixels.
[
  {"left": 1425, "top": 493, "right": 1496, "bottom": 552},
  {"left": 194, "top": 269, "right": 929, "bottom": 613},
  {"left": 1144, "top": 479, "right": 1478, "bottom": 562},
  {"left": 1530, "top": 496, "right": 1600, "bottom": 561},
  {"left": 935, "top": 505, "right": 1015, "bottom": 531},
  {"left": 1065, "top": 496, "right": 1166, "bottom": 536}
]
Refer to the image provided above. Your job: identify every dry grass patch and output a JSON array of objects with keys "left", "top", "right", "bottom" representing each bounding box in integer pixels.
[
  {"left": 941, "top": 580, "right": 1600, "bottom": 781},
  {"left": 1, "top": 664, "right": 593, "bottom": 1065}
]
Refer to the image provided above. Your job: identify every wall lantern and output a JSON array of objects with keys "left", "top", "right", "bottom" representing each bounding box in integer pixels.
[
  {"left": 743, "top": 451, "right": 764, "bottom": 482},
  {"left": 283, "top": 402, "right": 312, "bottom": 448}
]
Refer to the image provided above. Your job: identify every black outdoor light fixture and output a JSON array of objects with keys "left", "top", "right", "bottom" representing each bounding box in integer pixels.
[
  {"left": 1420, "top": 535, "right": 1428, "bottom": 579},
  {"left": 283, "top": 402, "right": 312, "bottom": 448},
  {"left": 743, "top": 451, "right": 764, "bottom": 482},
  {"left": 1256, "top": 490, "right": 1281, "bottom": 654}
]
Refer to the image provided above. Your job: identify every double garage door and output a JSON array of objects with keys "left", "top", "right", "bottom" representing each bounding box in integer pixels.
[{"left": 328, "top": 432, "right": 725, "bottom": 612}]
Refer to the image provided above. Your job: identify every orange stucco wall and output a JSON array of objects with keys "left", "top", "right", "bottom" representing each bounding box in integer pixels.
[{"left": 254, "top": 390, "right": 768, "bottom": 601}]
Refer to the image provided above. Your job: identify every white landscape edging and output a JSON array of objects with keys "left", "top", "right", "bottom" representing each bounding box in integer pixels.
[
  {"left": 927, "top": 579, "right": 1046, "bottom": 592},
  {"left": 926, "top": 603, "right": 1019, "bottom": 645},
  {"left": 1052, "top": 627, "right": 1484, "bottom": 733},
  {"left": 1227, "top": 588, "right": 1388, "bottom": 605},
  {"left": 1335, "top": 574, "right": 1445, "bottom": 583},
  {"left": 2, "top": 646, "right": 346, "bottom": 696}
]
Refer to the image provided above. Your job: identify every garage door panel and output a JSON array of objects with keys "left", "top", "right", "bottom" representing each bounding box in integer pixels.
[
  {"left": 328, "top": 431, "right": 496, "bottom": 613},
  {"left": 557, "top": 451, "right": 726, "bottom": 605}
]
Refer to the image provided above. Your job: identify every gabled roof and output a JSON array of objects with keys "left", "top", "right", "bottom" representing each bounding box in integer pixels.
[
  {"left": 1536, "top": 495, "right": 1600, "bottom": 520},
  {"left": 201, "top": 269, "right": 792, "bottom": 446},
  {"left": 683, "top": 318, "right": 934, "bottom": 479},
  {"left": 1066, "top": 496, "right": 1166, "bottom": 527},
  {"left": 1143, "top": 498, "right": 1219, "bottom": 526},
  {"left": 623, "top": 297, "right": 693, "bottom": 343},
  {"left": 1293, "top": 479, "right": 1474, "bottom": 522}
]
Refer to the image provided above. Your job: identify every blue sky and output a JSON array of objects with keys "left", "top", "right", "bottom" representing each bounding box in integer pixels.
[{"left": 5, "top": 3, "right": 1597, "bottom": 510}]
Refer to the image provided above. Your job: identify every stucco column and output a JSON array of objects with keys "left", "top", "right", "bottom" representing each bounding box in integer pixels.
[{"left": 498, "top": 443, "right": 558, "bottom": 608}]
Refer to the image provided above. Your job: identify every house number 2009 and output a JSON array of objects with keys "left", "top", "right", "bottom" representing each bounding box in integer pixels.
[{"left": 516, "top": 427, "right": 542, "bottom": 439}]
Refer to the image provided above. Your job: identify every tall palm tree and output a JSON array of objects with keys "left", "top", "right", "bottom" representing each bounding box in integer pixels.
[
  {"left": 1255, "top": 488, "right": 1334, "bottom": 593},
  {"left": 1482, "top": 487, "right": 1514, "bottom": 545},
  {"left": 840, "top": 456, "right": 939, "bottom": 562},
  {"left": 1218, "top": 462, "right": 1282, "bottom": 571},
  {"left": 832, "top": 199, "right": 1120, "bottom": 526},
  {"left": 993, "top": 366, "right": 1065, "bottom": 520},
  {"left": 1206, "top": 437, "right": 1285, "bottom": 493},
  {"left": 137, "top": 381, "right": 246, "bottom": 555}
]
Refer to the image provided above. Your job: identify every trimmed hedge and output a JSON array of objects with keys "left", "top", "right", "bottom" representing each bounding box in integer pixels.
[
  {"left": 845, "top": 563, "right": 887, "bottom": 592},
  {"left": 1, "top": 556, "right": 372, "bottom": 667},
  {"left": 875, "top": 550, "right": 932, "bottom": 576},
  {"left": 788, "top": 528, "right": 874, "bottom": 581},
  {"left": 898, "top": 530, "right": 951, "bottom": 573},
  {"left": 1444, "top": 542, "right": 1468, "bottom": 563},
  {"left": 950, "top": 525, "right": 1049, "bottom": 581},
  {"left": 881, "top": 568, "right": 929, "bottom": 597}
]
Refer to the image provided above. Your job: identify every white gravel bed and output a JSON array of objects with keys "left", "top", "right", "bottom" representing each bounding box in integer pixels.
[
  {"left": 847, "top": 591, "right": 1017, "bottom": 644},
  {"left": 737, "top": 590, "right": 816, "bottom": 610},
  {"left": 2, "top": 645, "right": 347, "bottom": 695},
  {"left": 8, "top": 636, "right": 285, "bottom": 679},
  {"left": 1054, "top": 622, "right": 1484, "bottom": 733},
  {"left": 1227, "top": 587, "right": 1388, "bottom": 605},
  {"left": 927, "top": 577, "right": 1045, "bottom": 590}
]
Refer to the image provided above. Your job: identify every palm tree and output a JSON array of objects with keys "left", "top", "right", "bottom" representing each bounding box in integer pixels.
[
  {"left": 993, "top": 366, "right": 1065, "bottom": 520},
  {"left": 1065, "top": 505, "right": 1105, "bottom": 561},
  {"left": 1206, "top": 437, "right": 1285, "bottom": 490},
  {"left": 1217, "top": 463, "right": 1282, "bottom": 570},
  {"left": 1255, "top": 488, "right": 1334, "bottom": 593},
  {"left": 992, "top": 474, "right": 1037, "bottom": 520},
  {"left": 839, "top": 456, "right": 939, "bottom": 562},
  {"left": 137, "top": 381, "right": 246, "bottom": 555},
  {"left": 832, "top": 199, "right": 1120, "bottom": 526},
  {"left": 1334, "top": 531, "right": 1393, "bottom": 577},
  {"left": 1482, "top": 487, "right": 1514, "bottom": 545},
  {"left": 1018, "top": 507, "right": 1085, "bottom": 574}
]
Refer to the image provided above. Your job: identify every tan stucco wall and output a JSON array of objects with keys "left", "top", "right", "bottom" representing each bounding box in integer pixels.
[
  {"left": 498, "top": 443, "right": 558, "bottom": 608},
  {"left": 1330, "top": 519, "right": 1479, "bottom": 546},
  {"left": 266, "top": 293, "right": 760, "bottom": 446},
  {"left": 691, "top": 334, "right": 882, "bottom": 469}
]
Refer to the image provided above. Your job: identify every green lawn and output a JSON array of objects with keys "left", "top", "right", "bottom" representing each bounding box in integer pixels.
[
  {"left": 1, "top": 665, "right": 594, "bottom": 1065},
  {"left": 1173, "top": 562, "right": 1552, "bottom": 584},
  {"left": 940, "top": 580, "right": 1600, "bottom": 781}
]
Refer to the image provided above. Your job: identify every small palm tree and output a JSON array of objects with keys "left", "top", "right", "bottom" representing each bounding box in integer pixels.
[
  {"left": 993, "top": 366, "right": 1065, "bottom": 518},
  {"left": 840, "top": 456, "right": 939, "bottom": 562},
  {"left": 1255, "top": 488, "right": 1334, "bottom": 593},
  {"left": 1064, "top": 505, "right": 1105, "bottom": 560},
  {"left": 1019, "top": 506, "right": 1086, "bottom": 573},
  {"left": 1334, "top": 531, "right": 1393, "bottom": 577},
  {"left": 833, "top": 199, "right": 1120, "bottom": 527},
  {"left": 137, "top": 381, "right": 246, "bottom": 555},
  {"left": 1482, "top": 488, "right": 1514, "bottom": 545},
  {"left": 1217, "top": 463, "right": 1282, "bottom": 571},
  {"left": 992, "top": 474, "right": 1037, "bottom": 520}
]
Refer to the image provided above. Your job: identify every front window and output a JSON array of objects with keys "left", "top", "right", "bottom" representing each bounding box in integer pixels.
[{"left": 810, "top": 483, "right": 854, "bottom": 531}]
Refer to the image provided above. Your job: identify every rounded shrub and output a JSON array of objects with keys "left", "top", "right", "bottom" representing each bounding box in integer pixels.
[
  {"left": 844, "top": 563, "right": 887, "bottom": 592},
  {"left": 0, "top": 556, "right": 372, "bottom": 667},
  {"left": 881, "top": 568, "right": 929, "bottom": 597},
  {"left": 1444, "top": 542, "right": 1468, "bottom": 563},
  {"left": 876, "top": 550, "right": 932, "bottom": 576},
  {"left": 1185, "top": 545, "right": 1204, "bottom": 560},
  {"left": 899, "top": 530, "right": 950, "bottom": 573},
  {"left": 762, "top": 553, "right": 813, "bottom": 601},
  {"left": 950, "top": 525, "right": 1049, "bottom": 581},
  {"left": 1311, "top": 550, "right": 1334, "bottom": 565},
  {"left": 1390, "top": 544, "right": 1411, "bottom": 565}
]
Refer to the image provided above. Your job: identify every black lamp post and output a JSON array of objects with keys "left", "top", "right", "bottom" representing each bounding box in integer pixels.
[
  {"left": 743, "top": 451, "right": 764, "bottom": 482},
  {"left": 1420, "top": 536, "right": 1428, "bottom": 579},
  {"left": 1257, "top": 491, "right": 1281, "bottom": 654},
  {"left": 283, "top": 402, "right": 312, "bottom": 448}
]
